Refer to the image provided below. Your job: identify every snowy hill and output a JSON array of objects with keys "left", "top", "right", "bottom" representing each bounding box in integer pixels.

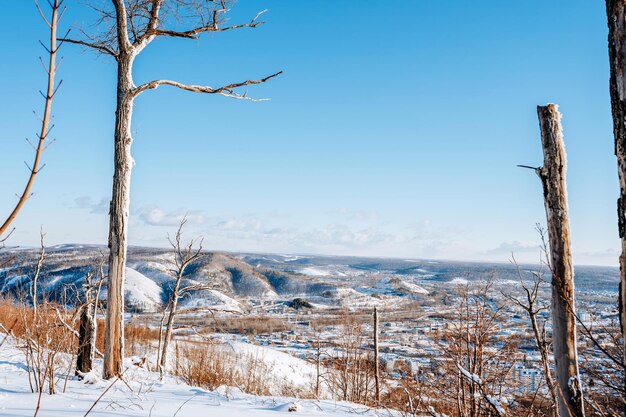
[
  {"left": 0, "top": 245, "right": 618, "bottom": 314},
  {"left": 124, "top": 267, "right": 163, "bottom": 312}
]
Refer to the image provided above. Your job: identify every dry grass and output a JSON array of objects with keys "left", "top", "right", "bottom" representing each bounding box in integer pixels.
[
  {"left": 0, "top": 297, "right": 76, "bottom": 352},
  {"left": 183, "top": 315, "right": 293, "bottom": 336},
  {"left": 0, "top": 296, "right": 77, "bottom": 395},
  {"left": 173, "top": 341, "right": 315, "bottom": 398},
  {"left": 123, "top": 321, "right": 161, "bottom": 357}
]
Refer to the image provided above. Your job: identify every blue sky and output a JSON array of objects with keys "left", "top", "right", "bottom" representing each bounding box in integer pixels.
[{"left": 0, "top": 1, "right": 620, "bottom": 265}]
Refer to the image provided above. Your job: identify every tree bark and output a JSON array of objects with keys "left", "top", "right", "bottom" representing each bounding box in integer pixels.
[
  {"left": 159, "top": 287, "right": 180, "bottom": 375},
  {"left": 373, "top": 307, "right": 380, "bottom": 404},
  {"left": 76, "top": 301, "right": 96, "bottom": 375},
  {"left": 536, "top": 104, "right": 584, "bottom": 417},
  {"left": 103, "top": 51, "right": 136, "bottom": 379},
  {"left": 605, "top": 0, "right": 626, "bottom": 383}
]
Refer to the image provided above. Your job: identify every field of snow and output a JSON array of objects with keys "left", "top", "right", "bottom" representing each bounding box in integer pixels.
[
  {"left": 0, "top": 338, "right": 395, "bottom": 417},
  {"left": 230, "top": 340, "right": 318, "bottom": 388}
]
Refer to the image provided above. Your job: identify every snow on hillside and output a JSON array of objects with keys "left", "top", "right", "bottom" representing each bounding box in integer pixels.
[
  {"left": 449, "top": 277, "right": 469, "bottom": 285},
  {"left": 396, "top": 280, "right": 429, "bottom": 295},
  {"left": 0, "top": 339, "right": 394, "bottom": 417},
  {"left": 124, "top": 267, "right": 163, "bottom": 312},
  {"left": 130, "top": 260, "right": 173, "bottom": 284},
  {"left": 223, "top": 340, "right": 317, "bottom": 390},
  {"left": 298, "top": 267, "right": 331, "bottom": 276},
  {"left": 182, "top": 289, "right": 244, "bottom": 312}
]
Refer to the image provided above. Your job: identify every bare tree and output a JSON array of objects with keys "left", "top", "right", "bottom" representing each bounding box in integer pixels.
[
  {"left": 430, "top": 282, "right": 515, "bottom": 417},
  {"left": 158, "top": 218, "right": 206, "bottom": 378},
  {"left": 62, "top": 0, "right": 281, "bottom": 378},
  {"left": 326, "top": 309, "right": 376, "bottom": 405},
  {"left": 76, "top": 260, "right": 105, "bottom": 376},
  {"left": 503, "top": 251, "right": 557, "bottom": 413},
  {"left": 530, "top": 104, "right": 584, "bottom": 417},
  {"left": 605, "top": 0, "right": 626, "bottom": 388},
  {"left": 0, "top": 0, "right": 65, "bottom": 242}
]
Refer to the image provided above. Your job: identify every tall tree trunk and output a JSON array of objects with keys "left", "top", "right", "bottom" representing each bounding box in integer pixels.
[
  {"left": 373, "top": 307, "right": 380, "bottom": 404},
  {"left": 103, "top": 52, "right": 136, "bottom": 379},
  {"left": 76, "top": 301, "right": 96, "bottom": 376},
  {"left": 605, "top": 0, "right": 626, "bottom": 382},
  {"left": 536, "top": 104, "right": 584, "bottom": 417}
]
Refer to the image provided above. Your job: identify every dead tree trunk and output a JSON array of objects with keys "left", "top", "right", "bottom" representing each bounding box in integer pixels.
[
  {"left": 103, "top": 51, "right": 136, "bottom": 380},
  {"left": 373, "top": 307, "right": 381, "bottom": 404},
  {"left": 159, "top": 218, "right": 205, "bottom": 377},
  {"left": 605, "top": 0, "right": 626, "bottom": 382},
  {"left": 535, "top": 104, "right": 584, "bottom": 417},
  {"left": 62, "top": 0, "right": 280, "bottom": 380},
  {"left": 76, "top": 301, "right": 95, "bottom": 375},
  {"left": 159, "top": 287, "right": 179, "bottom": 376}
]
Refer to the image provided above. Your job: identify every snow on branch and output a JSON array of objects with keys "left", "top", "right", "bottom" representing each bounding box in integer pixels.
[
  {"left": 456, "top": 363, "right": 507, "bottom": 416},
  {"left": 456, "top": 363, "right": 482, "bottom": 385}
]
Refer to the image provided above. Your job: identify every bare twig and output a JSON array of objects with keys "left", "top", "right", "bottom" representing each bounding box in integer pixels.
[
  {"left": 132, "top": 71, "right": 282, "bottom": 100},
  {"left": 0, "top": 0, "right": 63, "bottom": 239}
]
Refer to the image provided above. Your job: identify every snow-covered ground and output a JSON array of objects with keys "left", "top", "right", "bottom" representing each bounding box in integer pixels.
[
  {"left": 221, "top": 339, "right": 318, "bottom": 390},
  {"left": 0, "top": 338, "right": 395, "bottom": 417}
]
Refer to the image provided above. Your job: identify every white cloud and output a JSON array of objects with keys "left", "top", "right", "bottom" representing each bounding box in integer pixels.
[
  {"left": 137, "top": 206, "right": 206, "bottom": 227},
  {"left": 125, "top": 207, "right": 464, "bottom": 260},
  {"left": 73, "top": 196, "right": 109, "bottom": 214},
  {"left": 292, "top": 224, "right": 401, "bottom": 248},
  {"left": 333, "top": 208, "right": 381, "bottom": 221},
  {"left": 486, "top": 240, "right": 540, "bottom": 255},
  {"left": 213, "top": 217, "right": 262, "bottom": 232},
  {"left": 578, "top": 247, "right": 620, "bottom": 258}
]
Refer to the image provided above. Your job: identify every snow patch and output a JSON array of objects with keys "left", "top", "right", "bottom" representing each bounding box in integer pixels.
[
  {"left": 124, "top": 267, "right": 162, "bottom": 312},
  {"left": 298, "top": 267, "right": 331, "bottom": 277}
]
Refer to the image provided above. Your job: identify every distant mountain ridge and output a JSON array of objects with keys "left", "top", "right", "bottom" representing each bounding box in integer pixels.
[{"left": 0, "top": 245, "right": 619, "bottom": 313}]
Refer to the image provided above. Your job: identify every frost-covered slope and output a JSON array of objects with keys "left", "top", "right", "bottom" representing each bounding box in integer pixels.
[
  {"left": 124, "top": 267, "right": 163, "bottom": 312},
  {"left": 0, "top": 339, "right": 394, "bottom": 417}
]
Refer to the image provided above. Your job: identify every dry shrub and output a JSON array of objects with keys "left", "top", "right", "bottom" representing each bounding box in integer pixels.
[
  {"left": 174, "top": 342, "right": 314, "bottom": 398},
  {"left": 0, "top": 296, "right": 78, "bottom": 395},
  {"left": 0, "top": 297, "right": 77, "bottom": 352},
  {"left": 124, "top": 322, "right": 161, "bottom": 358},
  {"left": 578, "top": 317, "right": 625, "bottom": 415},
  {"left": 200, "top": 316, "right": 292, "bottom": 335},
  {"left": 175, "top": 343, "right": 246, "bottom": 391},
  {"left": 88, "top": 315, "right": 160, "bottom": 361},
  {"left": 1, "top": 296, "right": 161, "bottom": 370}
]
